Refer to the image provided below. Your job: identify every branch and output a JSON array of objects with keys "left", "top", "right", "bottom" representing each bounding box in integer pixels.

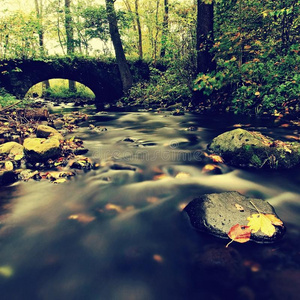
[{"left": 0, "top": 100, "right": 23, "bottom": 112}]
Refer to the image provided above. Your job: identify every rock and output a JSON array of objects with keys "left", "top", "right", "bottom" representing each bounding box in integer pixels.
[
  {"left": 24, "top": 138, "right": 61, "bottom": 161},
  {"left": 24, "top": 108, "right": 49, "bottom": 120},
  {"left": 53, "top": 119, "right": 64, "bottom": 129},
  {"left": 184, "top": 191, "right": 285, "bottom": 243},
  {"left": 193, "top": 245, "right": 246, "bottom": 290},
  {"left": 0, "top": 170, "right": 17, "bottom": 186},
  {"left": 36, "top": 125, "right": 64, "bottom": 141},
  {"left": 73, "top": 148, "right": 89, "bottom": 155},
  {"left": 208, "top": 128, "right": 300, "bottom": 169},
  {"left": 0, "top": 141, "right": 24, "bottom": 157}
]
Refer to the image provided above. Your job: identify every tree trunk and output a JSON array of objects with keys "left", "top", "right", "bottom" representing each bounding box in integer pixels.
[
  {"left": 135, "top": 0, "right": 143, "bottom": 59},
  {"left": 105, "top": 0, "right": 133, "bottom": 93},
  {"left": 64, "top": 0, "right": 76, "bottom": 92},
  {"left": 42, "top": 80, "right": 50, "bottom": 98},
  {"left": 64, "top": 0, "right": 74, "bottom": 54},
  {"left": 196, "top": 0, "right": 215, "bottom": 74},
  {"left": 34, "top": 0, "right": 45, "bottom": 57},
  {"left": 160, "top": 0, "right": 168, "bottom": 58}
]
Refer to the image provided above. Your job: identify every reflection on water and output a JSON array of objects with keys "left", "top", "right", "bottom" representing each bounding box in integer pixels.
[{"left": 0, "top": 111, "right": 300, "bottom": 299}]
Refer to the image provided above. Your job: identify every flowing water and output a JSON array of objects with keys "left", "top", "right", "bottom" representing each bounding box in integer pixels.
[{"left": 0, "top": 108, "right": 300, "bottom": 300}]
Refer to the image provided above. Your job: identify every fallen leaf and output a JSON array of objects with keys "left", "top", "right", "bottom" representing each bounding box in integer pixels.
[
  {"left": 247, "top": 213, "right": 283, "bottom": 237},
  {"left": 68, "top": 213, "right": 95, "bottom": 224},
  {"left": 226, "top": 224, "right": 251, "bottom": 247},
  {"left": 53, "top": 178, "right": 67, "bottom": 184},
  {"left": 153, "top": 174, "right": 169, "bottom": 180},
  {"left": 175, "top": 172, "right": 190, "bottom": 179},
  {"left": 202, "top": 164, "right": 222, "bottom": 174},
  {"left": 153, "top": 254, "right": 164, "bottom": 263},
  {"left": 0, "top": 265, "right": 14, "bottom": 278},
  {"left": 234, "top": 203, "right": 244, "bottom": 212},
  {"left": 147, "top": 197, "right": 159, "bottom": 203},
  {"left": 204, "top": 153, "right": 224, "bottom": 163}
]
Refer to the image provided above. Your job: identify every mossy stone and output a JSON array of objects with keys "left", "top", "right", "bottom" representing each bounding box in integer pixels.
[
  {"left": 24, "top": 138, "right": 61, "bottom": 161},
  {"left": 208, "top": 129, "right": 300, "bottom": 169}
]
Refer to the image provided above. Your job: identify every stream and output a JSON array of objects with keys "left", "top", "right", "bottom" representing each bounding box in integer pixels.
[{"left": 0, "top": 108, "right": 300, "bottom": 300}]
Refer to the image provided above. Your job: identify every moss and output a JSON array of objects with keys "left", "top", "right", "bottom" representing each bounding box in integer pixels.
[{"left": 250, "top": 154, "right": 262, "bottom": 166}]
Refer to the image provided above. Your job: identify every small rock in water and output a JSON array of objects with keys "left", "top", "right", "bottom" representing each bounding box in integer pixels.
[{"left": 184, "top": 191, "right": 285, "bottom": 244}]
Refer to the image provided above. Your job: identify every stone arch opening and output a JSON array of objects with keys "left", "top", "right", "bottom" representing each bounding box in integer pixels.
[{"left": 25, "top": 78, "right": 96, "bottom": 106}]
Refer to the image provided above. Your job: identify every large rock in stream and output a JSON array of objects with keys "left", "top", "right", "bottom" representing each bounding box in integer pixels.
[
  {"left": 24, "top": 137, "right": 61, "bottom": 161},
  {"left": 208, "top": 128, "right": 300, "bottom": 169},
  {"left": 184, "top": 191, "right": 285, "bottom": 244}
]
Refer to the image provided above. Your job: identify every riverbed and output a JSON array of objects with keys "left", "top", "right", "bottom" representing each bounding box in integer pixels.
[{"left": 0, "top": 108, "right": 299, "bottom": 299}]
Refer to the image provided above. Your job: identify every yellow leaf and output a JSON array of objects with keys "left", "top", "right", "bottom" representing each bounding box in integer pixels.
[
  {"left": 0, "top": 265, "right": 14, "bottom": 278},
  {"left": 53, "top": 178, "right": 67, "bottom": 184},
  {"left": 247, "top": 213, "right": 283, "bottom": 237},
  {"left": 175, "top": 172, "right": 190, "bottom": 179}
]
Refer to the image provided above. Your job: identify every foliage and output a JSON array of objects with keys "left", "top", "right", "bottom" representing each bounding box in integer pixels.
[
  {"left": 247, "top": 213, "right": 283, "bottom": 237},
  {"left": 124, "top": 63, "right": 193, "bottom": 107},
  {"left": 194, "top": 0, "right": 300, "bottom": 115},
  {"left": 45, "top": 81, "right": 95, "bottom": 100},
  {"left": 0, "top": 88, "right": 17, "bottom": 107},
  {"left": 0, "top": 87, "right": 33, "bottom": 108}
]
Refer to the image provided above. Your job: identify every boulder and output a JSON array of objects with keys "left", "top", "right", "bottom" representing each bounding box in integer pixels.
[
  {"left": 184, "top": 191, "right": 285, "bottom": 244},
  {"left": 0, "top": 170, "right": 17, "bottom": 186},
  {"left": 24, "top": 138, "right": 61, "bottom": 161},
  {"left": 208, "top": 128, "right": 300, "bottom": 169},
  {"left": 53, "top": 119, "right": 64, "bottom": 129},
  {"left": 36, "top": 125, "right": 64, "bottom": 141},
  {"left": 0, "top": 142, "right": 24, "bottom": 157}
]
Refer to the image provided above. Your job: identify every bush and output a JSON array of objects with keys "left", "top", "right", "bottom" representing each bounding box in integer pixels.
[
  {"left": 194, "top": 47, "right": 300, "bottom": 115},
  {"left": 45, "top": 83, "right": 95, "bottom": 101},
  {"left": 124, "top": 64, "right": 193, "bottom": 108}
]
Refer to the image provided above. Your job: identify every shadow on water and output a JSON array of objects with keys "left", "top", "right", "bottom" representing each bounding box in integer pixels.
[{"left": 0, "top": 110, "right": 300, "bottom": 299}]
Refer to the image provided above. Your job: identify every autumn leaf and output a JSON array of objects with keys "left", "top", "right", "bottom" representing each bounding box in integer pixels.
[
  {"left": 247, "top": 213, "right": 283, "bottom": 237},
  {"left": 234, "top": 203, "right": 244, "bottom": 212},
  {"left": 175, "top": 172, "right": 190, "bottom": 179},
  {"left": 226, "top": 224, "right": 251, "bottom": 247}
]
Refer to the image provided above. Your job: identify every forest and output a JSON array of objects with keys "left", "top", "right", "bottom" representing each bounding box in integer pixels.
[
  {"left": 1, "top": 1, "right": 300, "bottom": 299},
  {"left": 0, "top": 0, "right": 299, "bottom": 115}
]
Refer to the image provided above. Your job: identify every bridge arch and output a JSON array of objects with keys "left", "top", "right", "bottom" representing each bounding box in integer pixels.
[
  {"left": 26, "top": 78, "right": 96, "bottom": 103},
  {"left": 0, "top": 58, "right": 149, "bottom": 110}
]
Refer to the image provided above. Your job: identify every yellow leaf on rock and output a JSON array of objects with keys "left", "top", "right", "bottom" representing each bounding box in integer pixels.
[{"left": 247, "top": 213, "right": 283, "bottom": 237}]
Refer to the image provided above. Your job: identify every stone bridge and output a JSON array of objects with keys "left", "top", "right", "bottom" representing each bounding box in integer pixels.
[{"left": 0, "top": 57, "right": 149, "bottom": 109}]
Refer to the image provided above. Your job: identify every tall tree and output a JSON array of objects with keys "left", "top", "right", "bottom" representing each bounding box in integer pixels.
[
  {"left": 160, "top": 0, "right": 168, "bottom": 58},
  {"left": 34, "top": 0, "right": 45, "bottom": 57},
  {"left": 196, "top": 0, "right": 215, "bottom": 73},
  {"left": 64, "top": 0, "right": 76, "bottom": 92},
  {"left": 105, "top": 0, "right": 133, "bottom": 92},
  {"left": 135, "top": 0, "right": 143, "bottom": 59},
  {"left": 34, "top": 0, "right": 50, "bottom": 96}
]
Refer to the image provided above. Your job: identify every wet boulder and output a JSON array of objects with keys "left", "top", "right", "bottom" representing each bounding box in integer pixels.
[
  {"left": 208, "top": 128, "right": 300, "bottom": 169},
  {"left": 36, "top": 125, "right": 64, "bottom": 141},
  {"left": 184, "top": 191, "right": 285, "bottom": 244},
  {"left": 0, "top": 170, "right": 17, "bottom": 186},
  {"left": 24, "top": 137, "right": 61, "bottom": 161},
  {"left": 0, "top": 141, "right": 24, "bottom": 157}
]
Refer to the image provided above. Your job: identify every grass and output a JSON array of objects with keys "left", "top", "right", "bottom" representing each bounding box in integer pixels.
[{"left": 26, "top": 79, "right": 95, "bottom": 100}]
